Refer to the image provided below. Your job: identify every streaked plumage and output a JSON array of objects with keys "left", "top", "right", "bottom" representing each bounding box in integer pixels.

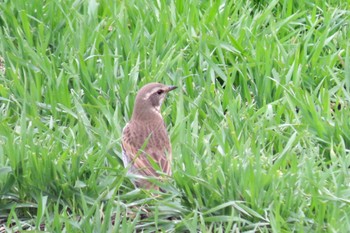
[{"left": 122, "top": 83, "right": 176, "bottom": 189}]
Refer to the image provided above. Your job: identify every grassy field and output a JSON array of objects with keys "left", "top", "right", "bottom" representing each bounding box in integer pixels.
[{"left": 1, "top": 0, "right": 350, "bottom": 232}]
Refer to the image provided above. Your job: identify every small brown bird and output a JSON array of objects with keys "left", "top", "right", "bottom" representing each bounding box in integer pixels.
[{"left": 122, "top": 83, "right": 177, "bottom": 189}]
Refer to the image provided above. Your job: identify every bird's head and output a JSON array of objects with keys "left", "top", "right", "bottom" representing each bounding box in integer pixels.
[{"left": 132, "top": 83, "right": 177, "bottom": 121}]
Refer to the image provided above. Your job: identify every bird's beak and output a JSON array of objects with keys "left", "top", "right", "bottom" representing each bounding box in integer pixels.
[{"left": 166, "top": 85, "right": 177, "bottom": 93}]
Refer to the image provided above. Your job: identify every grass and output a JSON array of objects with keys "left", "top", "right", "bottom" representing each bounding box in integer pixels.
[{"left": 0, "top": 0, "right": 350, "bottom": 232}]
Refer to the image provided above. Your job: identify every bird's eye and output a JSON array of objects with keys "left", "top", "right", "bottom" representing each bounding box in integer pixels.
[{"left": 157, "top": 90, "right": 164, "bottom": 95}]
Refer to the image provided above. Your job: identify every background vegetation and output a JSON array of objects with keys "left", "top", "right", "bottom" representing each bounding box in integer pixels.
[{"left": 0, "top": 0, "right": 350, "bottom": 232}]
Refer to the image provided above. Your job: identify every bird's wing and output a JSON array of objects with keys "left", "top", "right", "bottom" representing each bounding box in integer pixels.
[
  {"left": 122, "top": 138, "right": 156, "bottom": 177},
  {"left": 145, "top": 147, "right": 172, "bottom": 176},
  {"left": 122, "top": 124, "right": 172, "bottom": 177}
]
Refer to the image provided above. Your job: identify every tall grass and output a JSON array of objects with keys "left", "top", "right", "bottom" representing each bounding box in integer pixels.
[{"left": 1, "top": 0, "right": 350, "bottom": 231}]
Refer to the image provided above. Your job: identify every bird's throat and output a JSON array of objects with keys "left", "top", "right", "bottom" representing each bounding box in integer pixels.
[{"left": 132, "top": 105, "right": 163, "bottom": 122}]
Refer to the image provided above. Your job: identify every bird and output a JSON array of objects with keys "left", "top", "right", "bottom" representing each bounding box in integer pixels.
[{"left": 121, "top": 82, "right": 177, "bottom": 190}]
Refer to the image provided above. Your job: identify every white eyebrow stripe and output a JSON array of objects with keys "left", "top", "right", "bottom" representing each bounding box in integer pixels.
[{"left": 143, "top": 87, "right": 159, "bottom": 100}]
